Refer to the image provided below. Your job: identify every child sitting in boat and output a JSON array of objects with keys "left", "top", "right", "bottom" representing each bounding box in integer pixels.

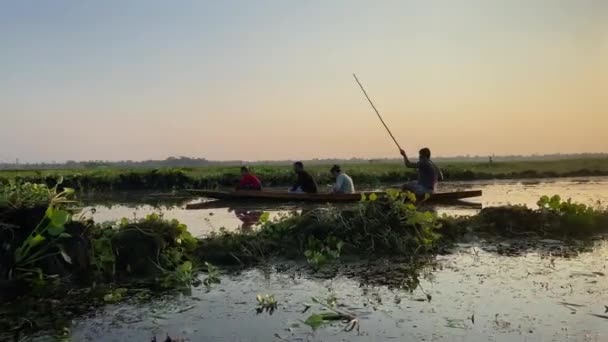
[
  {"left": 399, "top": 147, "right": 443, "bottom": 195},
  {"left": 330, "top": 165, "right": 355, "bottom": 194},
  {"left": 236, "top": 166, "right": 262, "bottom": 191}
]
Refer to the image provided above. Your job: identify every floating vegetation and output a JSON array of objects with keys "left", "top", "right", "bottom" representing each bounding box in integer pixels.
[
  {"left": 255, "top": 294, "right": 278, "bottom": 314},
  {"left": 442, "top": 194, "right": 608, "bottom": 239},
  {"left": 303, "top": 297, "right": 359, "bottom": 332},
  {"left": 196, "top": 193, "right": 443, "bottom": 265},
  {"left": 202, "top": 262, "right": 221, "bottom": 287}
]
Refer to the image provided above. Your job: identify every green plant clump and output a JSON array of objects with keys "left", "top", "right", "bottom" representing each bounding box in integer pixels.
[{"left": 196, "top": 191, "right": 443, "bottom": 266}]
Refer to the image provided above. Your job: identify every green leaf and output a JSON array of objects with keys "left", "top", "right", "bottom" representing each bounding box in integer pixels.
[
  {"left": 45, "top": 206, "right": 55, "bottom": 218},
  {"left": 179, "top": 261, "right": 193, "bottom": 273},
  {"left": 50, "top": 210, "right": 70, "bottom": 227},
  {"left": 360, "top": 193, "right": 367, "bottom": 202},
  {"left": 31, "top": 234, "right": 46, "bottom": 247},
  {"left": 319, "top": 312, "right": 343, "bottom": 321},
  {"left": 258, "top": 212, "right": 270, "bottom": 224},
  {"left": 369, "top": 193, "right": 378, "bottom": 202},
  {"left": 59, "top": 233, "right": 72, "bottom": 238},
  {"left": 48, "top": 224, "right": 65, "bottom": 237},
  {"left": 304, "top": 314, "right": 325, "bottom": 329},
  {"left": 406, "top": 191, "right": 417, "bottom": 203},
  {"left": 336, "top": 241, "right": 344, "bottom": 251}
]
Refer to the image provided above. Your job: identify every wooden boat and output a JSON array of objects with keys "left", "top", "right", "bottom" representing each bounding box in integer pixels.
[
  {"left": 185, "top": 189, "right": 482, "bottom": 204},
  {"left": 185, "top": 198, "right": 482, "bottom": 210}
]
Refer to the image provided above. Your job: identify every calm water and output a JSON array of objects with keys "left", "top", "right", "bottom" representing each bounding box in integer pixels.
[
  {"left": 34, "top": 177, "right": 608, "bottom": 341},
  {"left": 71, "top": 241, "right": 608, "bottom": 341},
  {"left": 84, "top": 177, "right": 608, "bottom": 236}
]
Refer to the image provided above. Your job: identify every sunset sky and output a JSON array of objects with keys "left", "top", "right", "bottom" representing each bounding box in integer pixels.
[{"left": 1, "top": 0, "right": 606, "bottom": 162}]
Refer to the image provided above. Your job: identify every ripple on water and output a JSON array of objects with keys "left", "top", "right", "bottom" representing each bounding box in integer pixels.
[{"left": 67, "top": 240, "right": 608, "bottom": 342}]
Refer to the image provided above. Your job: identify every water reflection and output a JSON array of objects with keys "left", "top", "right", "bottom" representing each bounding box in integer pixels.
[{"left": 231, "top": 208, "right": 263, "bottom": 231}]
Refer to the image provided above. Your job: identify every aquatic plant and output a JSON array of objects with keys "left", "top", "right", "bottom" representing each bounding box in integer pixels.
[
  {"left": 304, "top": 236, "right": 344, "bottom": 270},
  {"left": 0, "top": 181, "right": 55, "bottom": 209},
  {"left": 7, "top": 183, "right": 78, "bottom": 283},
  {"left": 202, "top": 261, "right": 221, "bottom": 287},
  {"left": 303, "top": 296, "right": 358, "bottom": 332},
  {"left": 196, "top": 192, "right": 443, "bottom": 268},
  {"left": 255, "top": 294, "right": 278, "bottom": 314}
]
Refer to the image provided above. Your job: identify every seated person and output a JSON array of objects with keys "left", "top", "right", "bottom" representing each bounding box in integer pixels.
[
  {"left": 289, "top": 161, "right": 318, "bottom": 193},
  {"left": 236, "top": 166, "right": 262, "bottom": 191},
  {"left": 330, "top": 164, "right": 355, "bottom": 194}
]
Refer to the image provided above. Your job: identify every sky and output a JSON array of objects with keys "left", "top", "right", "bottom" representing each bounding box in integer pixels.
[{"left": 1, "top": 0, "right": 607, "bottom": 162}]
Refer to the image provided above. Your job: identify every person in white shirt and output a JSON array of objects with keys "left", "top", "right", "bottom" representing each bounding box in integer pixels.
[{"left": 330, "top": 165, "right": 355, "bottom": 194}]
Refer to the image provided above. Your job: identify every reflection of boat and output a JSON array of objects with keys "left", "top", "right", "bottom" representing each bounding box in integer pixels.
[{"left": 185, "top": 189, "right": 482, "bottom": 204}]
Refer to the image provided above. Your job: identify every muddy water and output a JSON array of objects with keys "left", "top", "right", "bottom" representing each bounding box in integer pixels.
[
  {"left": 84, "top": 177, "right": 608, "bottom": 236},
  {"left": 71, "top": 240, "right": 608, "bottom": 341}
]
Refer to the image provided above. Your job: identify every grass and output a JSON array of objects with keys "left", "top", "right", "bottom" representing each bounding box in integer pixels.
[{"left": 0, "top": 158, "right": 607, "bottom": 191}]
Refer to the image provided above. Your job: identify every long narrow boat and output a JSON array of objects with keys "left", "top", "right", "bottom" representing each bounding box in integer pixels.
[
  {"left": 185, "top": 189, "right": 482, "bottom": 204},
  {"left": 185, "top": 198, "right": 482, "bottom": 210}
]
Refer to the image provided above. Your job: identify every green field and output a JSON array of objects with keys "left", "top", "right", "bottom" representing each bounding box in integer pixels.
[{"left": 0, "top": 158, "right": 607, "bottom": 191}]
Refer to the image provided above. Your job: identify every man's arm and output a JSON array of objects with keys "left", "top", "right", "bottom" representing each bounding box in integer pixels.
[{"left": 400, "top": 149, "right": 417, "bottom": 168}]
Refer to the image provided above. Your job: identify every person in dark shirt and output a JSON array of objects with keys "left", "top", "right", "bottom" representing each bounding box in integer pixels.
[
  {"left": 289, "top": 161, "right": 318, "bottom": 193},
  {"left": 236, "top": 166, "right": 262, "bottom": 191},
  {"left": 400, "top": 147, "right": 443, "bottom": 194}
]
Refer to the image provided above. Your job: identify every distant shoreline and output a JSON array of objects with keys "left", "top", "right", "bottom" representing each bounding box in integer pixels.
[
  {"left": 1, "top": 153, "right": 607, "bottom": 171},
  {"left": 1, "top": 157, "right": 607, "bottom": 192}
]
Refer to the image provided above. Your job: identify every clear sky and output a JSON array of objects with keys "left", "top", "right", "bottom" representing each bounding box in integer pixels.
[{"left": 1, "top": 0, "right": 606, "bottom": 162}]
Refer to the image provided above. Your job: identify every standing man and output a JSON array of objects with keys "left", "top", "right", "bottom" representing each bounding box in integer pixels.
[
  {"left": 400, "top": 148, "right": 443, "bottom": 194},
  {"left": 289, "top": 162, "right": 318, "bottom": 193},
  {"left": 330, "top": 165, "right": 355, "bottom": 194}
]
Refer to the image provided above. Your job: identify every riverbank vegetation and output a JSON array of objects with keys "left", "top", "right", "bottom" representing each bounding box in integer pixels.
[
  {"left": 1, "top": 180, "right": 607, "bottom": 339},
  {"left": 0, "top": 158, "right": 607, "bottom": 191}
]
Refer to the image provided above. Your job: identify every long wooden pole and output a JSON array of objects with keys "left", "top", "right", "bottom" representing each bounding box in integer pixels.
[{"left": 353, "top": 73, "right": 402, "bottom": 151}]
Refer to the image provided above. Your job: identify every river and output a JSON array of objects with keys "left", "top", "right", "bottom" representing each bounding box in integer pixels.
[{"left": 62, "top": 177, "right": 608, "bottom": 341}]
